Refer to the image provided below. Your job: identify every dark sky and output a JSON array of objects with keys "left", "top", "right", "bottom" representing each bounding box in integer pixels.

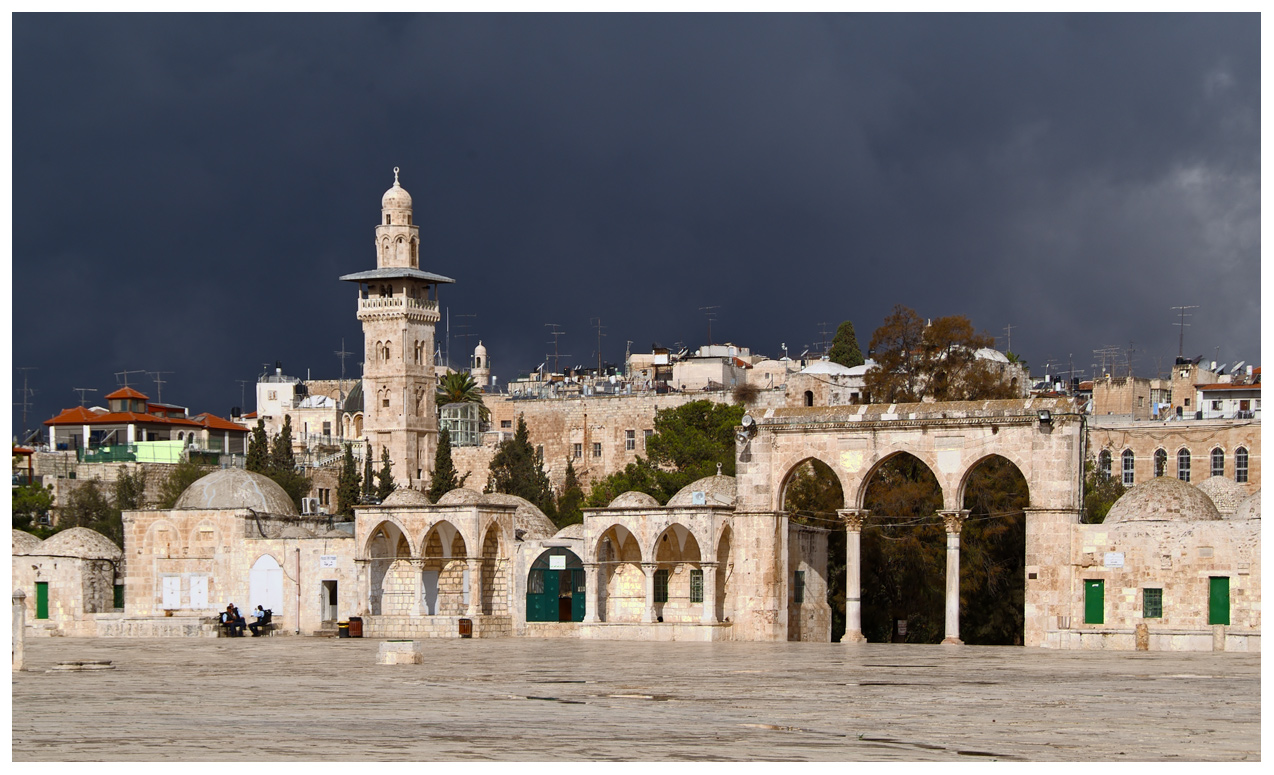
[{"left": 9, "top": 13, "right": 1261, "bottom": 439}]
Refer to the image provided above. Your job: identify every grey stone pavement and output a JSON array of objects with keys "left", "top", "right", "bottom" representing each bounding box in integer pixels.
[{"left": 11, "top": 636, "right": 1260, "bottom": 761}]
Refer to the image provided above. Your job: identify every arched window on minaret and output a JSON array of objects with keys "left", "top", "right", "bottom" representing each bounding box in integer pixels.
[
  {"left": 384, "top": 341, "right": 392, "bottom": 361},
  {"left": 411, "top": 239, "right": 418, "bottom": 267}
]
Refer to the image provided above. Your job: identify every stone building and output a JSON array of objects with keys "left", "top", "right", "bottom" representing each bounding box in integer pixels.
[
  {"left": 12, "top": 527, "right": 122, "bottom": 637},
  {"left": 1088, "top": 415, "right": 1260, "bottom": 492}
]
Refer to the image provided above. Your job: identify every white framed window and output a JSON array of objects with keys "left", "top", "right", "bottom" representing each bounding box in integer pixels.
[{"left": 625, "top": 430, "right": 635, "bottom": 451}]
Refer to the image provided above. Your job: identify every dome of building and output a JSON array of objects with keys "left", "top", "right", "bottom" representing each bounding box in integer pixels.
[
  {"left": 480, "top": 493, "right": 557, "bottom": 540},
  {"left": 174, "top": 468, "right": 298, "bottom": 516},
  {"left": 436, "top": 487, "right": 485, "bottom": 506},
  {"left": 12, "top": 529, "right": 41, "bottom": 555},
  {"left": 975, "top": 348, "right": 1011, "bottom": 364},
  {"left": 381, "top": 168, "right": 412, "bottom": 210},
  {"left": 273, "top": 525, "right": 314, "bottom": 539},
  {"left": 667, "top": 475, "right": 736, "bottom": 508},
  {"left": 552, "top": 523, "right": 585, "bottom": 540},
  {"left": 1232, "top": 490, "right": 1261, "bottom": 521},
  {"left": 37, "top": 527, "right": 122, "bottom": 560},
  {"left": 474, "top": 341, "right": 487, "bottom": 358},
  {"left": 1105, "top": 477, "right": 1222, "bottom": 524},
  {"left": 381, "top": 488, "right": 432, "bottom": 507},
  {"left": 845, "top": 358, "right": 878, "bottom": 377},
  {"left": 608, "top": 491, "right": 660, "bottom": 509},
  {"left": 1195, "top": 476, "right": 1248, "bottom": 515},
  {"left": 800, "top": 360, "right": 854, "bottom": 376}
]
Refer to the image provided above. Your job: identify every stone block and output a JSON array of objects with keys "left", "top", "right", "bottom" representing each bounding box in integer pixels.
[{"left": 376, "top": 640, "right": 423, "bottom": 665}]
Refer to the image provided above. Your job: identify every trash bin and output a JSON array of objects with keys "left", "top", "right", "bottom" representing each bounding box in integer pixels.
[
  {"left": 348, "top": 616, "right": 363, "bottom": 638},
  {"left": 459, "top": 618, "right": 473, "bottom": 638},
  {"left": 338, "top": 621, "right": 350, "bottom": 638}
]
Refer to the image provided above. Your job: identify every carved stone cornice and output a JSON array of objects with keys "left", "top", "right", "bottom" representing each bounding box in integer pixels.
[{"left": 939, "top": 510, "right": 969, "bottom": 534}]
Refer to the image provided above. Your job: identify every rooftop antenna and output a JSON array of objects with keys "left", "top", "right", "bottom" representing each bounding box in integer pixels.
[
  {"left": 591, "top": 317, "right": 607, "bottom": 374},
  {"left": 334, "top": 338, "right": 353, "bottom": 401},
  {"left": 452, "top": 313, "right": 477, "bottom": 369},
  {"left": 1002, "top": 323, "right": 1015, "bottom": 353},
  {"left": 148, "top": 371, "right": 173, "bottom": 403},
  {"left": 72, "top": 387, "right": 98, "bottom": 407},
  {"left": 1171, "top": 305, "right": 1199, "bottom": 358},
  {"left": 699, "top": 305, "right": 720, "bottom": 346},
  {"left": 545, "top": 323, "right": 566, "bottom": 374},
  {"left": 235, "top": 379, "right": 252, "bottom": 413},
  {"left": 114, "top": 369, "right": 146, "bottom": 388},
  {"left": 814, "top": 322, "right": 833, "bottom": 358},
  {"left": 15, "top": 366, "right": 37, "bottom": 432}
]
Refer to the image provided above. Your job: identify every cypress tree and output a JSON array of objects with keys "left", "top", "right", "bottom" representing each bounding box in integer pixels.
[
  {"left": 427, "top": 428, "right": 468, "bottom": 502},
  {"left": 362, "top": 448, "right": 375, "bottom": 499},
  {"left": 555, "top": 458, "right": 585, "bottom": 527},
  {"left": 486, "top": 415, "right": 556, "bottom": 520},
  {"left": 375, "top": 447, "right": 395, "bottom": 500},
  {"left": 246, "top": 419, "right": 270, "bottom": 474},
  {"left": 828, "top": 320, "right": 865, "bottom": 369},
  {"left": 336, "top": 443, "right": 362, "bottom": 516}
]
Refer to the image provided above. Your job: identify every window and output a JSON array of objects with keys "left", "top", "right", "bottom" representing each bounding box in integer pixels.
[
  {"left": 626, "top": 430, "right": 636, "bottom": 451},
  {"left": 268, "top": 390, "right": 277, "bottom": 401},
  {"left": 1098, "top": 450, "right": 1111, "bottom": 477},
  {"left": 794, "top": 571, "right": 805, "bottom": 604},
  {"left": 1235, "top": 447, "right": 1248, "bottom": 483},
  {"left": 385, "top": 214, "right": 391, "bottom": 225},
  {"left": 1122, "top": 449, "right": 1135, "bottom": 486},
  {"left": 644, "top": 429, "right": 653, "bottom": 445},
  {"left": 1154, "top": 449, "right": 1167, "bottom": 477},
  {"left": 593, "top": 442, "right": 602, "bottom": 458},
  {"left": 653, "top": 569, "right": 669, "bottom": 603},
  {"left": 689, "top": 570, "right": 703, "bottom": 603},
  {"left": 573, "top": 443, "right": 582, "bottom": 459},
  {"left": 1177, "top": 448, "right": 1191, "bottom": 482},
  {"left": 382, "top": 397, "right": 390, "bottom": 408},
  {"left": 1143, "top": 588, "right": 1162, "bottom": 619},
  {"left": 804, "top": 390, "right": 814, "bottom": 407},
  {"left": 1212, "top": 400, "right": 1223, "bottom": 411},
  {"left": 1137, "top": 396, "right": 1145, "bottom": 408},
  {"left": 501, "top": 420, "right": 512, "bottom": 429},
  {"left": 322, "top": 421, "right": 331, "bottom": 436},
  {"left": 1184, "top": 398, "right": 1190, "bottom": 407},
  {"left": 1211, "top": 448, "right": 1224, "bottom": 478}
]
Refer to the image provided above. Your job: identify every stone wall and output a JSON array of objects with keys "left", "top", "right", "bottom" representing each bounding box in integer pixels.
[
  {"left": 787, "top": 523, "right": 831, "bottom": 642},
  {"left": 1088, "top": 417, "right": 1260, "bottom": 491}
]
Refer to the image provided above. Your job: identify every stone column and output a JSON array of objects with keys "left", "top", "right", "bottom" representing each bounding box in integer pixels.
[
  {"left": 583, "top": 563, "right": 600, "bottom": 623},
  {"left": 700, "top": 562, "right": 718, "bottom": 624},
  {"left": 13, "top": 589, "right": 27, "bottom": 671},
  {"left": 641, "top": 562, "right": 657, "bottom": 623},
  {"left": 466, "top": 557, "right": 481, "bottom": 616},
  {"left": 939, "top": 510, "right": 967, "bottom": 645},
  {"left": 838, "top": 509, "right": 868, "bottom": 644}
]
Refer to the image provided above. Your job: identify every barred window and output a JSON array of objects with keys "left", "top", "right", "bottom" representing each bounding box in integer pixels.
[
  {"left": 1154, "top": 449, "right": 1167, "bottom": 477},
  {"left": 626, "top": 430, "right": 636, "bottom": 451},
  {"left": 1122, "top": 449, "right": 1135, "bottom": 487},
  {"left": 689, "top": 569, "right": 703, "bottom": 603},
  {"left": 1177, "top": 448, "right": 1191, "bottom": 482},
  {"left": 1235, "top": 447, "right": 1248, "bottom": 483},
  {"left": 1143, "top": 588, "right": 1162, "bottom": 619},
  {"left": 1211, "top": 448, "right": 1224, "bottom": 478},
  {"left": 1098, "top": 450, "right": 1111, "bottom": 477},
  {"left": 573, "top": 443, "right": 582, "bottom": 459},
  {"left": 653, "top": 569, "right": 669, "bottom": 603},
  {"left": 794, "top": 571, "right": 806, "bottom": 604}
]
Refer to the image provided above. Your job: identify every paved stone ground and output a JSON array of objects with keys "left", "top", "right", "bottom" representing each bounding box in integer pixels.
[{"left": 12, "top": 636, "right": 1260, "bottom": 761}]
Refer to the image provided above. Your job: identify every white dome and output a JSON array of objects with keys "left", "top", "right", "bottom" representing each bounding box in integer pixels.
[
  {"left": 975, "top": 348, "right": 1011, "bottom": 363},
  {"left": 667, "top": 475, "right": 736, "bottom": 507},
  {"left": 800, "top": 360, "right": 854, "bottom": 376},
  {"left": 174, "top": 469, "right": 298, "bottom": 516},
  {"left": 381, "top": 168, "right": 412, "bottom": 210},
  {"left": 474, "top": 341, "right": 487, "bottom": 357}
]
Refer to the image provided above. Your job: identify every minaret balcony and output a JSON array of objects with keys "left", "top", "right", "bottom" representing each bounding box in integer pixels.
[{"left": 357, "top": 295, "right": 440, "bottom": 321}]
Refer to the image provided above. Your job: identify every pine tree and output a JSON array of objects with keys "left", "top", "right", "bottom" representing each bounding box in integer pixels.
[
  {"left": 362, "top": 449, "right": 375, "bottom": 499},
  {"left": 264, "top": 416, "right": 310, "bottom": 511},
  {"left": 270, "top": 415, "right": 298, "bottom": 473},
  {"left": 487, "top": 415, "right": 556, "bottom": 520},
  {"left": 828, "top": 320, "right": 865, "bottom": 369},
  {"left": 427, "top": 428, "right": 468, "bottom": 502},
  {"left": 246, "top": 419, "right": 270, "bottom": 474},
  {"left": 555, "top": 458, "right": 585, "bottom": 527},
  {"left": 336, "top": 443, "right": 362, "bottom": 516},
  {"left": 375, "top": 447, "right": 395, "bottom": 500}
]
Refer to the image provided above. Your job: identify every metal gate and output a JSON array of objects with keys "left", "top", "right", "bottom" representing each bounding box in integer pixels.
[{"left": 526, "top": 548, "right": 585, "bottom": 622}]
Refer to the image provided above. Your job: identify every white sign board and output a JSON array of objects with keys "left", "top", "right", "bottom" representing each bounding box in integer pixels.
[
  {"left": 319, "top": 555, "right": 338, "bottom": 568},
  {"left": 1103, "top": 552, "right": 1125, "bottom": 569},
  {"left": 549, "top": 555, "right": 567, "bottom": 570},
  {"left": 691, "top": 491, "right": 707, "bottom": 506}
]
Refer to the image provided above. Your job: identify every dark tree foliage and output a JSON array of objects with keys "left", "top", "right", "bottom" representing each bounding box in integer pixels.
[
  {"left": 827, "top": 320, "right": 865, "bottom": 369},
  {"left": 487, "top": 415, "right": 557, "bottom": 520},
  {"left": 335, "top": 444, "right": 362, "bottom": 517},
  {"left": 585, "top": 400, "right": 745, "bottom": 506},
  {"left": 437, "top": 370, "right": 489, "bottom": 421},
  {"left": 363, "top": 448, "right": 375, "bottom": 499},
  {"left": 12, "top": 482, "right": 55, "bottom": 536},
  {"left": 112, "top": 467, "right": 147, "bottom": 511},
  {"left": 427, "top": 428, "right": 468, "bottom": 503},
  {"left": 375, "top": 447, "right": 396, "bottom": 500},
  {"left": 156, "top": 458, "right": 214, "bottom": 509},
  {"left": 732, "top": 382, "right": 761, "bottom": 405},
  {"left": 782, "top": 459, "right": 847, "bottom": 639},
  {"left": 555, "top": 458, "right": 585, "bottom": 527},
  {"left": 246, "top": 419, "right": 270, "bottom": 474},
  {"left": 262, "top": 415, "right": 312, "bottom": 510},
  {"left": 60, "top": 479, "right": 123, "bottom": 544},
  {"left": 1082, "top": 461, "right": 1126, "bottom": 524},
  {"left": 959, "top": 457, "right": 1029, "bottom": 645},
  {"left": 865, "top": 305, "right": 1018, "bottom": 403}
]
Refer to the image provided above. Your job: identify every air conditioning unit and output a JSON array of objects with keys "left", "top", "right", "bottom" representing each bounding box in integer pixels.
[{"left": 301, "top": 497, "right": 320, "bottom": 515}]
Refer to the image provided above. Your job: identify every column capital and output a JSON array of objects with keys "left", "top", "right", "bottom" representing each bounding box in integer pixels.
[
  {"left": 938, "top": 510, "right": 969, "bottom": 534},
  {"left": 699, "top": 561, "right": 719, "bottom": 569},
  {"left": 837, "top": 509, "right": 869, "bottom": 531},
  {"left": 640, "top": 561, "right": 659, "bottom": 571}
]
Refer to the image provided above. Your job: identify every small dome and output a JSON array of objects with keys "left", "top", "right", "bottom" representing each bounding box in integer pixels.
[
  {"left": 37, "top": 527, "right": 122, "bottom": 560},
  {"left": 381, "top": 488, "right": 432, "bottom": 507},
  {"left": 474, "top": 340, "right": 487, "bottom": 357},
  {"left": 381, "top": 169, "right": 412, "bottom": 210},
  {"left": 436, "top": 487, "right": 484, "bottom": 506},
  {"left": 800, "top": 360, "right": 854, "bottom": 376},
  {"left": 13, "top": 529, "right": 41, "bottom": 555},
  {"left": 1195, "top": 476, "right": 1248, "bottom": 514},
  {"left": 609, "top": 491, "right": 660, "bottom": 509},
  {"left": 667, "top": 475, "right": 736, "bottom": 508},
  {"left": 174, "top": 468, "right": 298, "bottom": 516},
  {"left": 975, "top": 348, "right": 1011, "bottom": 364},
  {"left": 480, "top": 493, "right": 557, "bottom": 540},
  {"left": 1105, "top": 477, "right": 1221, "bottom": 523},
  {"left": 552, "top": 523, "right": 585, "bottom": 540},
  {"left": 1232, "top": 490, "right": 1261, "bottom": 521}
]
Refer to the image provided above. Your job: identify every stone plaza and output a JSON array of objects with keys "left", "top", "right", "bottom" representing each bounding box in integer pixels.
[{"left": 12, "top": 636, "right": 1259, "bottom": 761}]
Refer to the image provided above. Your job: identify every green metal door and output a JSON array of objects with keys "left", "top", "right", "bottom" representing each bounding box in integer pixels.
[
  {"left": 1084, "top": 579, "right": 1104, "bottom": 624},
  {"left": 113, "top": 584, "right": 125, "bottom": 610},
  {"left": 1208, "top": 577, "right": 1230, "bottom": 625},
  {"left": 526, "top": 569, "right": 560, "bottom": 622},
  {"left": 35, "top": 582, "right": 49, "bottom": 620},
  {"left": 571, "top": 569, "right": 586, "bottom": 622}
]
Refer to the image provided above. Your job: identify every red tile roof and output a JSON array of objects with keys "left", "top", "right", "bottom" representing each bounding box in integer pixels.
[
  {"left": 105, "top": 387, "right": 150, "bottom": 400},
  {"left": 44, "top": 406, "right": 107, "bottom": 425},
  {"left": 1196, "top": 383, "right": 1261, "bottom": 392},
  {"left": 192, "top": 413, "right": 250, "bottom": 432},
  {"left": 45, "top": 410, "right": 204, "bottom": 428}
]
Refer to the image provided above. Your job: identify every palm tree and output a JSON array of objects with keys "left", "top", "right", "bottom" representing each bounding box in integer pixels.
[{"left": 436, "top": 370, "right": 488, "bottom": 420}]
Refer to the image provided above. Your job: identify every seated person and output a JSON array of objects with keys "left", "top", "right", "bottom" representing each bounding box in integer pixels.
[
  {"left": 248, "top": 605, "right": 272, "bottom": 636},
  {"left": 223, "top": 604, "right": 246, "bottom": 637}
]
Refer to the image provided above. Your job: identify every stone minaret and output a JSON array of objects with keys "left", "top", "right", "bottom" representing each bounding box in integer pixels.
[
  {"left": 340, "top": 168, "right": 454, "bottom": 488},
  {"left": 471, "top": 341, "right": 490, "bottom": 391}
]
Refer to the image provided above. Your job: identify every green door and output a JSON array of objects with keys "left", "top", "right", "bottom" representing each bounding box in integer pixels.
[
  {"left": 571, "top": 569, "right": 586, "bottom": 622},
  {"left": 35, "top": 581, "right": 49, "bottom": 620},
  {"left": 1208, "top": 577, "right": 1230, "bottom": 625},
  {"left": 526, "top": 569, "right": 559, "bottom": 622},
  {"left": 1084, "top": 579, "right": 1104, "bottom": 624}
]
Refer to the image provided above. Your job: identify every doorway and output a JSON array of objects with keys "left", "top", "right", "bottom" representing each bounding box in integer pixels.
[
  {"left": 526, "top": 548, "right": 585, "bottom": 623},
  {"left": 321, "top": 580, "right": 338, "bottom": 623}
]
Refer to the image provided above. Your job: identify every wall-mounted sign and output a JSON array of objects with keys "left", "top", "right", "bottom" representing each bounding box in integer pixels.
[
  {"left": 549, "top": 555, "right": 566, "bottom": 570},
  {"left": 1103, "top": 552, "right": 1124, "bottom": 569},
  {"left": 691, "top": 491, "right": 706, "bottom": 505},
  {"left": 319, "top": 555, "right": 338, "bottom": 568}
]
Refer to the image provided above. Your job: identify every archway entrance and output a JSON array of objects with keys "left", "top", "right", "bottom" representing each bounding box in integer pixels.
[
  {"left": 527, "top": 548, "right": 584, "bottom": 622},
  {"left": 781, "top": 458, "right": 844, "bottom": 641},
  {"left": 958, "top": 455, "right": 1029, "bottom": 645}
]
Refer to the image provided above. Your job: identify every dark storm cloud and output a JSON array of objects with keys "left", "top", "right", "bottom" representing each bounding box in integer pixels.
[{"left": 10, "top": 13, "right": 1260, "bottom": 437}]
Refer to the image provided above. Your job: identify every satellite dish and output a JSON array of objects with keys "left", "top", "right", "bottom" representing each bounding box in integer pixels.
[
  {"left": 1232, "top": 361, "right": 1246, "bottom": 374},
  {"left": 1216, "top": 364, "right": 1228, "bottom": 375}
]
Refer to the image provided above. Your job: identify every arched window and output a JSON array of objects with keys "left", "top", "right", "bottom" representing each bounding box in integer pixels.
[
  {"left": 385, "top": 214, "right": 391, "bottom": 225},
  {"left": 1235, "top": 447, "right": 1248, "bottom": 483},
  {"left": 1121, "top": 449, "right": 1135, "bottom": 486},
  {"left": 1154, "top": 449, "right": 1167, "bottom": 477},
  {"left": 1211, "top": 448, "right": 1225, "bottom": 478},
  {"left": 1098, "top": 450, "right": 1111, "bottom": 477},
  {"left": 1176, "top": 448, "right": 1191, "bottom": 482},
  {"left": 804, "top": 390, "right": 814, "bottom": 407}
]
